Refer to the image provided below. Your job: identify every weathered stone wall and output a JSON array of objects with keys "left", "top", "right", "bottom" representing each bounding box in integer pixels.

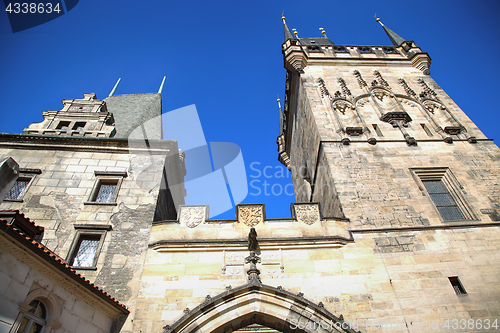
[
  {"left": 278, "top": 40, "right": 500, "bottom": 333},
  {"left": 0, "top": 140, "right": 172, "bottom": 309},
  {"left": 320, "top": 141, "right": 500, "bottom": 228},
  {"left": 133, "top": 204, "right": 353, "bottom": 332},
  {"left": 132, "top": 207, "right": 500, "bottom": 333},
  {"left": 288, "top": 61, "right": 500, "bottom": 227}
]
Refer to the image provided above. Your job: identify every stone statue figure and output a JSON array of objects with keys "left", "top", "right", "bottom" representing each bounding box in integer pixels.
[{"left": 248, "top": 227, "right": 258, "bottom": 251}]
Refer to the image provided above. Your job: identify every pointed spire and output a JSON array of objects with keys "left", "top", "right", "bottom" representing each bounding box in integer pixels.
[
  {"left": 108, "top": 78, "right": 121, "bottom": 97},
  {"left": 376, "top": 17, "right": 406, "bottom": 47},
  {"left": 282, "top": 15, "right": 294, "bottom": 42},
  {"left": 158, "top": 76, "right": 166, "bottom": 94},
  {"left": 277, "top": 96, "right": 284, "bottom": 136}
]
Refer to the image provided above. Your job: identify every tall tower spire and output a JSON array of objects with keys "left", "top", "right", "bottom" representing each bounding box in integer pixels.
[
  {"left": 376, "top": 17, "right": 406, "bottom": 47},
  {"left": 282, "top": 15, "right": 294, "bottom": 42}
]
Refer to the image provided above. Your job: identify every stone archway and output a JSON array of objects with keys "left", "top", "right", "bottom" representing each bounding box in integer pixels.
[{"left": 163, "top": 283, "right": 358, "bottom": 333}]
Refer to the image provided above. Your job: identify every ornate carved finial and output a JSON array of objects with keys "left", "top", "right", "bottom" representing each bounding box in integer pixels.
[
  {"left": 337, "top": 78, "right": 352, "bottom": 97},
  {"left": 248, "top": 227, "right": 258, "bottom": 251},
  {"left": 468, "top": 136, "right": 477, "bottom": 143},
  {"left": 339, "top": 314, "right": 344, "bottom": 321},
  {"left": 277, "top": 286, "right": 283, "bottom": 291},
  {"left": 245, "top": 251, "right": 262, "bottom": 285},
  {"left": 163, "top": 325, "right": 171, "bottom": 333},
  {"left": 398, "top": 78, "right": 417, "bottom": 98},
  {"left": 225, "top": 285, "right": 232, "bottom": 291},
  {"left": 183, "top": 308, "right": 190, "bottom": 315},
  {"left": 353, "top": 70, "right": 368, "bottom": 89},
  {"left": 374, "top": 71, "right": 389, "bottom": 88},
  {"left": 297, "top": 292, "right": 304, "bottom": 298},
  {"left": 417, "top": 78, "right": 438, "bottom": 100},
  {"left": 318, "top": 302, "right": 324, "bottom": 308},
  {"left": 317, "top": 78, "right": 330, "bottom": 98}
]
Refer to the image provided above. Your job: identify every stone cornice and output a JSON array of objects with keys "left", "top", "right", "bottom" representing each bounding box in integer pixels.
[
  {"left": 0, "top": 133, "right": 178, "bottom": 155},
  {"left": 350, "top": 221, "right": 500, "bottom": 233}
]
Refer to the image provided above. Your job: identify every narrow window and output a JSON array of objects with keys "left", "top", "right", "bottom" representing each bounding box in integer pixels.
[
  {"left": 70, "top": 234, "right": 101, "bottom": 267},
  {"left": 56, "top": 121, "right": 70, "bottom": 130},
  {"left": 4, "top": 169, "right": 40, "bottom": 201},
  {"left": 6, "top": 178, "right": 31, "bottom": 200},
  {"left": 372, "top": 124, "right": 383, "bottom": 137},
  {"left": 422, "top": 180, "right": 464, "bottom": 221},
  {"left": 421, "top": 123, "right": 433, "bottom": 136},
  {"left": 94, "top": 181, "right": 118, "bottom": 203},
  {"left": 67, "top": 225, "right": 111, "bottom": 269},
  {"left": 411, "top": 168, "right": 475, "bottom": 221},
  {"left": 334, "top": 46, "right": 347, "bottom": 53},
  {"left": 72, "top": 122, "right": 86, "bottom": 131},
  {"left": 448, "top": 277, "right": 467, "bottom": 295},
  {"left": 85, "top": 171, "right": 127, "bottom": 205},
  {"left": 17, "top": 300, "right": 47, "bottom": 333}
]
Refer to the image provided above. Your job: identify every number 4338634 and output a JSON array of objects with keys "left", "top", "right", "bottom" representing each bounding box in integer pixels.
[{"left": 5, "top": 3, "right": 61, "bottom": 14}]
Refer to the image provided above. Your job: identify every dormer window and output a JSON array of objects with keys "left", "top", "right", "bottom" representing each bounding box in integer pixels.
[
  {"left": 72, "top": 122, "right": 86, "bottom": 131},
  {"left": 56, "top": 121, "right": 70, "bottom": 130}
]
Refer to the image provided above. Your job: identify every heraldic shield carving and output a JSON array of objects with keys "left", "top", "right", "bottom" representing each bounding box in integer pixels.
[
  {"left": 237, "top": 204, "right": 264, "bottom": 227},
  {"left": 178, "top": 205, "right": 208, "bottom": 228},
  {"left": 293, "top": 203, "right": 321, "bottom": 225}
]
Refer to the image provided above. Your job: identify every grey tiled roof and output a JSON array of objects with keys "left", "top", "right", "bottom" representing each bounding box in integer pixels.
[
  {"left": 104, "top": 93, "right": 162, "bottom": 139},
  {"left": 298, "top": 38, "right": 334, "bottom": 46}
]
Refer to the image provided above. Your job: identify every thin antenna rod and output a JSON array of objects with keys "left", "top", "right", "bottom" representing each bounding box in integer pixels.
[
  {"left": 158, "top": 76, "right": 166, "bottom": 94},
  {"left": 108, "top": 78, "right": 121, "bottom": 97}
]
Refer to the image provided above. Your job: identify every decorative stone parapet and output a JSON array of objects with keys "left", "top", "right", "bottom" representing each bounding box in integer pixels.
[
  {"left": 236, "top": 204, "right": 265, "bottom": 227},
  {"left": 178, "top": 205, "right": 208, "bottom": 228},
  {"left": 292, "top": 203, "right": 321, "bottom": 225},
  {"left": 149, "top": 203, "right": 352, "bottom": 250}
]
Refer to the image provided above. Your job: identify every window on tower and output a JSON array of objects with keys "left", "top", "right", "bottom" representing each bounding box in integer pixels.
[
  {"left": 56, "top": 121, "right": 71, "bottom": 130},
  {"left": 72, "top": 122, "right": 86, "bottom": 131},
  {"left": 3, "top": 168, "right": 41, "bottom": 202},
  {"left": 411, "top": 168, "right": 476, "bottom": 221},
  {"left": 85, "top": 171, "right": 127, "bottom": 205},
  {"left": 422, "top": 180, "right": 464, "bottom": 220},
  {"left": 67, "top": 224, "right": 111, "bottom": 269}
]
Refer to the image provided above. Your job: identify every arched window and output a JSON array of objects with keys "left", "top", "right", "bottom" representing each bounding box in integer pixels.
[{"left": 16, "top": 300, "right": 47, "bottom": 333}]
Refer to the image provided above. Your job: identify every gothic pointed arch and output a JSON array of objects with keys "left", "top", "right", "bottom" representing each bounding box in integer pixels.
[{"left": 163, "top": 283, "right": 358, "bottom": 333}]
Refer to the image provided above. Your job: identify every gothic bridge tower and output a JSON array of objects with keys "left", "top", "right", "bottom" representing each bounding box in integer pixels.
[
  {"left": 278, "top": 17, "right": 499, "bottom": 226},
  {"left": 277, "top": 16, "right": 500, "bottom": 328}
]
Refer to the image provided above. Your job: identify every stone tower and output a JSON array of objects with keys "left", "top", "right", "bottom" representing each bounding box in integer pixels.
[
  {"left": 278, "top": 17, "right": 498, "bottom": 226},
  {"left": 274, "top": 16, "right": 500, "bottom": 330}
]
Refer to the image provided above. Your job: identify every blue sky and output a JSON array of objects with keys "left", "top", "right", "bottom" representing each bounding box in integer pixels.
[{"left": 1, "top": 0, "right": 500, "bottom": 219}]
